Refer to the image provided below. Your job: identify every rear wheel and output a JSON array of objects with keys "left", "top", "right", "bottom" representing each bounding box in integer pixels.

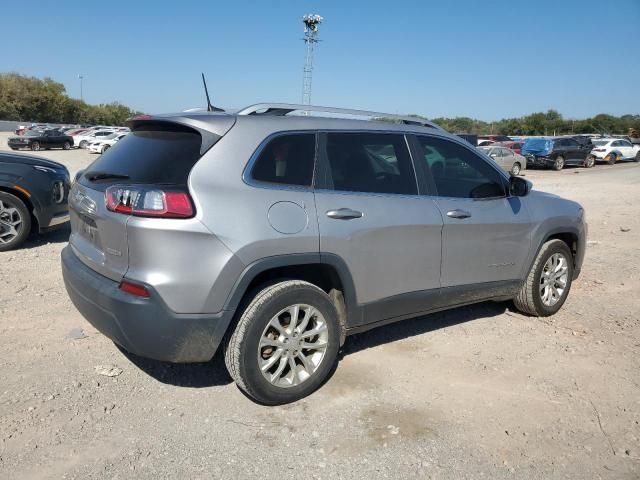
[
  {"left": 583, "top": 155, "right": 595, "bottom": 168},
  {"left": 552, "top": 155, "right": 565, "bottom": 171},
  {"left": 63, "top": 141, "right": 71, "bottom": 150},
  {"left": 225, "top": 280, "right": 341, "bottom": 405},
  {"left": 101, "top": 145, "right": 110, "bottom": 154},
  {"left": 79, "top": 140, "right": 88, "bottom": 149},
  {"left": 513, "top": 239, "right": 573, "bottom": 316},
  {"left": 0, "top": 191, "right": 31, "bottom": 252},
  {"left": 511, "top": 162, "right": 522, "bottom": 176},
  {"left": 30, "top": 142, "right": 40, "bottom": 151},
  {"left": 606, "top": 152, "right": 617, "bottom": 165},
  {"left": 634, "top": 151, "right": 640, "bottom": 163}
]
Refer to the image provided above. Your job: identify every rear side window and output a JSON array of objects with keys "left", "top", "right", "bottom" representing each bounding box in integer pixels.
[
  {"left": 82, "top": 124, "right": 203, "bottom": 186},
  {"left": 323, "top": 132, "right": 417, "bottom": 195},
  {"left": 251, "top": 134, "right": 316, "bottom": 187}
]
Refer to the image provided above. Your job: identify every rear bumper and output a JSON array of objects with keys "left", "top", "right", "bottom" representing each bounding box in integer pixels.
[{"left": 61, "top": 245, "right": 232, "bottom": 362}]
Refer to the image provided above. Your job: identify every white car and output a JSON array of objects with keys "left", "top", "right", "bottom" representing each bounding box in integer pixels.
[
  {"left": 87, "top": 133, "right": 128, "bottom": 154},
  {"left": 590, "top": 138, "right": 640, "bottom": 165},
  {"left": 73, "top": 129, "right": 118, "bottom": 149}
]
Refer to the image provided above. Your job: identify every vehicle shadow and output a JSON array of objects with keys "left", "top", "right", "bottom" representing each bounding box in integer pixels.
[
  {"left": 21, "top": 224, "right": 71, "bottom": 250},
  {"left": 119, "top": 301, "right": 509, "bottom": 390},
  {"left": 117, "top": 345, "right": 233, "bottom": 388},
  {"left": 340, "top": 301, "right": 509, "bottom": 358}
]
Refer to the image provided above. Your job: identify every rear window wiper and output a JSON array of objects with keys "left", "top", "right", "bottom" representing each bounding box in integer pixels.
[{"left": 85, "top": 172, "right": 130, "bottom": 182}]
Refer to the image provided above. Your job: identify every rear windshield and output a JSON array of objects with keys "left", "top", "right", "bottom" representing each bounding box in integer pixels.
[
  {"left": 591, "top": 140, "right": 608, "bottom": 146},
  {"left": 81, "top": 124, "right": 203, "bottom": 188}
]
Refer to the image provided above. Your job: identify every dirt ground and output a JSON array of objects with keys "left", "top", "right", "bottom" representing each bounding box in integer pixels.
[{"left": 0, "top": 132, "right": 639, "bottom": 479}]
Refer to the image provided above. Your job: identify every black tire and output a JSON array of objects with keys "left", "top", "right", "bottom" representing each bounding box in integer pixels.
[
  {"left": 606, "top": 152, "right": 617, "bottom": 165},
  {"left": 63, "top": 141, "right": 71, "bottom": 150},
  {"left": 583, "top": 155, "right": 595, "bottom": 168},
  {"left": 513, "top": 239, "right": 574, "bottom": 317},
  {"left": 224, "top": 280, "right": 341, "bottom": 405},
  {"left": 102, "top": 145, "right": 110, "bottom": 154},
  {"left": 552, "top": 155, "right": 565, "bottom": 171},
  {"left": 0, "top": 191, "right": 32, "bottom": 252},
  {"left": 30, "top": 142, "right": 40, "bottom": 151},
  {"left": 634, "top": 151, "right": 639, "bottom": 163},
  {"left": 79, "top": 140, "right": 88, "bottom": 149},
  {"left": 511, "top": 162, "right": 522, "bottom": 176}
]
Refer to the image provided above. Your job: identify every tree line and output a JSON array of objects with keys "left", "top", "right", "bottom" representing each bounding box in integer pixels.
[
  {"left": 0, "top": 73, "right": 140, "bottom": 126},
  {"left": 1, "top": 72, "right": 638, "bottom": 135}
]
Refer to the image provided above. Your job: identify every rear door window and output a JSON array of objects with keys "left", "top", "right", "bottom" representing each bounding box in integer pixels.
[
  {"left": 250, "top": 133, "right": 316, "bottom": 187},
  {"left": 321, "top": 132, "right": 417, "bottom": 195},
  {"left": 80, "top": 124, "right": 205, "bottom": 188}
]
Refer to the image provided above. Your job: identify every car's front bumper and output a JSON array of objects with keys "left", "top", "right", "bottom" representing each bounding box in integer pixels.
[
  {"left": 61, "top": 246, "right": 230, "bottom": 363},
  {"left": 525, "top": 155, "right": 555, "bottom": 167}
]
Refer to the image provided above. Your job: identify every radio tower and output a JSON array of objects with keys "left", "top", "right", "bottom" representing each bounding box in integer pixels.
[{"left": 301, "top": 14, "right": 323, "bottom": 105}]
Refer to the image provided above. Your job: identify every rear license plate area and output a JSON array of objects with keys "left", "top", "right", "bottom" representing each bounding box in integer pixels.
[{"left": 78, "top": 214, "right": 98, "bottom": 243}]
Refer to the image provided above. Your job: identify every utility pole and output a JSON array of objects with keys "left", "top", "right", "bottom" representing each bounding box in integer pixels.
[
  {"left": 301, "top": 14, "right": 323, "bottom": 106},
  {"left": 78, "top": 74, "right": 85, "bottom": 102}
]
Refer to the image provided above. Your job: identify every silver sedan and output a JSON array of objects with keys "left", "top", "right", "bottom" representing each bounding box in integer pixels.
[{"left": 478, "top": 146, "right": 527, "bottom": 175}]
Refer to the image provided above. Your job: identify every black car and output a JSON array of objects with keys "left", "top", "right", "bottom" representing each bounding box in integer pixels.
[
  {"left": 0, "top": 152, "right": 70, "bottom": 251},
  {"left": 8, "top": 129, "right": 74, "bottom": 152},
  {"left": 521, "top": 136, "right": 596, "bottom": 170}
]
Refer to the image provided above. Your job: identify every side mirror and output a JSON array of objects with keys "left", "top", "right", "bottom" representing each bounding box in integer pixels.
[
  {"left": 489, "top": 153, "right": 497, "bottom": 158},
  {"left": 509, "top": 176, "right": 531, "bottom": 197}
]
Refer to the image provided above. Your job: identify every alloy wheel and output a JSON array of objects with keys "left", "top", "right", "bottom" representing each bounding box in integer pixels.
[
  {"left": 258, "top": 304, "right": 329, "bottom": 388},
  {"left": 539, "top": 253, "right": 569, "bottom": 307},
  {"left": 0, "top": 199, "right": 23, "bottom": 245}
]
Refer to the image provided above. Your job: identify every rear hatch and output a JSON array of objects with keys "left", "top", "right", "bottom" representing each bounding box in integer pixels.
[{"left": 68, "top": 114, "right": 235, "bottom": 282}]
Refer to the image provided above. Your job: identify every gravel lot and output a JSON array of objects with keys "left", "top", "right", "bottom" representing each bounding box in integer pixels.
[{"left": 1, "top": 132, "right": 639, "bottom": 479}]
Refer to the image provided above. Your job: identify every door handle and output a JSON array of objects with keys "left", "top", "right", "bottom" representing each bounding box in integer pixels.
[
  {"left": 446, "top": 209, "right": 471, "bottom": 219},
  {"left": 326, "top": 208, "right": 363, "bottom": 220}
]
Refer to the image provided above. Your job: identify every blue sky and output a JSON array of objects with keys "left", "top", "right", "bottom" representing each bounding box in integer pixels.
[{"left": 3, "top": 0, "right": 639, "bottom": 120}]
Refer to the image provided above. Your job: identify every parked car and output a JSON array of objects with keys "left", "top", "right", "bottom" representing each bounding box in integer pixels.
[
  {"left": 478, "top": 145, "right": 527, "bottom": 175},
  {"left": 7, "top": 129, "right": 73, "bottom": 151},
  {"left": 478, "top": 135, "right": 511, "bottom": 146},
  {"left": 14, "top": 125, "right": 29, "bottom": 135},
  {"left": 73, "top": 129, "right": 118, "bottom": 149},
  {"left": 61, "top": 103, "right": 586, "bottom": 404},
  {"left": 0, "top": 152, "right": 70, "bottom": 251},
  {"left": 590, "top": 138, "right": 640, "bottom": 164},
  {"left": 493, "top": 140, "right": 524, "bottom": 155},
  {"left": 87, "top": 133, "right": 128, "bottom": 154},
  {"left": 521, "top": 136, "right": 595, "bottom": 170}
]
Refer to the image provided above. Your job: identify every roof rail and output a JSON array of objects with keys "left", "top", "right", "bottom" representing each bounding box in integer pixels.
[{"left": 236, "top": 103, "right": 443, "bottom": 130}]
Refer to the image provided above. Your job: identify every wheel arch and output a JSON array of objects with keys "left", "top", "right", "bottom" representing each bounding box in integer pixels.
[
  {"left": 222, "top": 253, "right": 360, "bottom": 331},
  {"left": 528, "top": 227, "right": 581, "bottom": 279},
  {"left": 0, "top": 184, "right": 40, "bottom": 233}
]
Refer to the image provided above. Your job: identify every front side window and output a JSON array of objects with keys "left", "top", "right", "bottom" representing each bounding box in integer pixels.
[
  {"left": 323, "top": 132, "right": 417, "bottom": 195},
  {"left": 251, "top": 134, "right": 316, "bottom": 187},
  {"left": 417, "top": 136, "right": 506, "bottom": 199}
]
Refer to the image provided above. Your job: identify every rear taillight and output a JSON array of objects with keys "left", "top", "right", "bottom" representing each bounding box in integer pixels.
[
  {"left": 105, "top": 185, "right": 194, "bottom": 218},
  {"left": 593, "top": 148, "right": 605, "bottom": 152},
  {"left": 119, "top": 280, "right": 150, "bottom": 298}
]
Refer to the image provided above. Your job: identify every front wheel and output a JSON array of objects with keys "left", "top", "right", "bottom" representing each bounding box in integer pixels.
[
  {"left": 63, "top": 141, "right": 71, "bottom": 150},
  {"left": 513, "top": 239, "right": 573, "bottom": 316},
  {"left": 634, "top": 151, "right": 640, "bottom": 163},
  {"left": 583, "top": 155, "right": 595, "bottom": 168},
  {"left": 0, "top": 191, "right": 32, "bottom": 252},
  {"left": 225, "top": 280, "right": 341, "bottom": 405},
  {"left": 79, "top": 140, "right": 88, "bottom": 149},
  {"left": 101, "top": 145, "right": 110, "bottom": 154},
  {"left": 552, "top": 155, "right": 565, "bottom": 171},
  {"left": 30, "top": 142, "right": 40, "bottom": 151},
  {"left": 510, "top": 162, "right": 522, "bottom": 176}
]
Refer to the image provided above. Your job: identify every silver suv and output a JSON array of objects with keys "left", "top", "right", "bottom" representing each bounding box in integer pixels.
[{"left": 62, "top": 103, "right": 586, "bottom": 404}]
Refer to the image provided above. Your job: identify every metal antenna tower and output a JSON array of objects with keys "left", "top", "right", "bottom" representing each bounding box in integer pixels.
[{"left": 301, "top": 14, "right": 323, "bottom": 105}]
